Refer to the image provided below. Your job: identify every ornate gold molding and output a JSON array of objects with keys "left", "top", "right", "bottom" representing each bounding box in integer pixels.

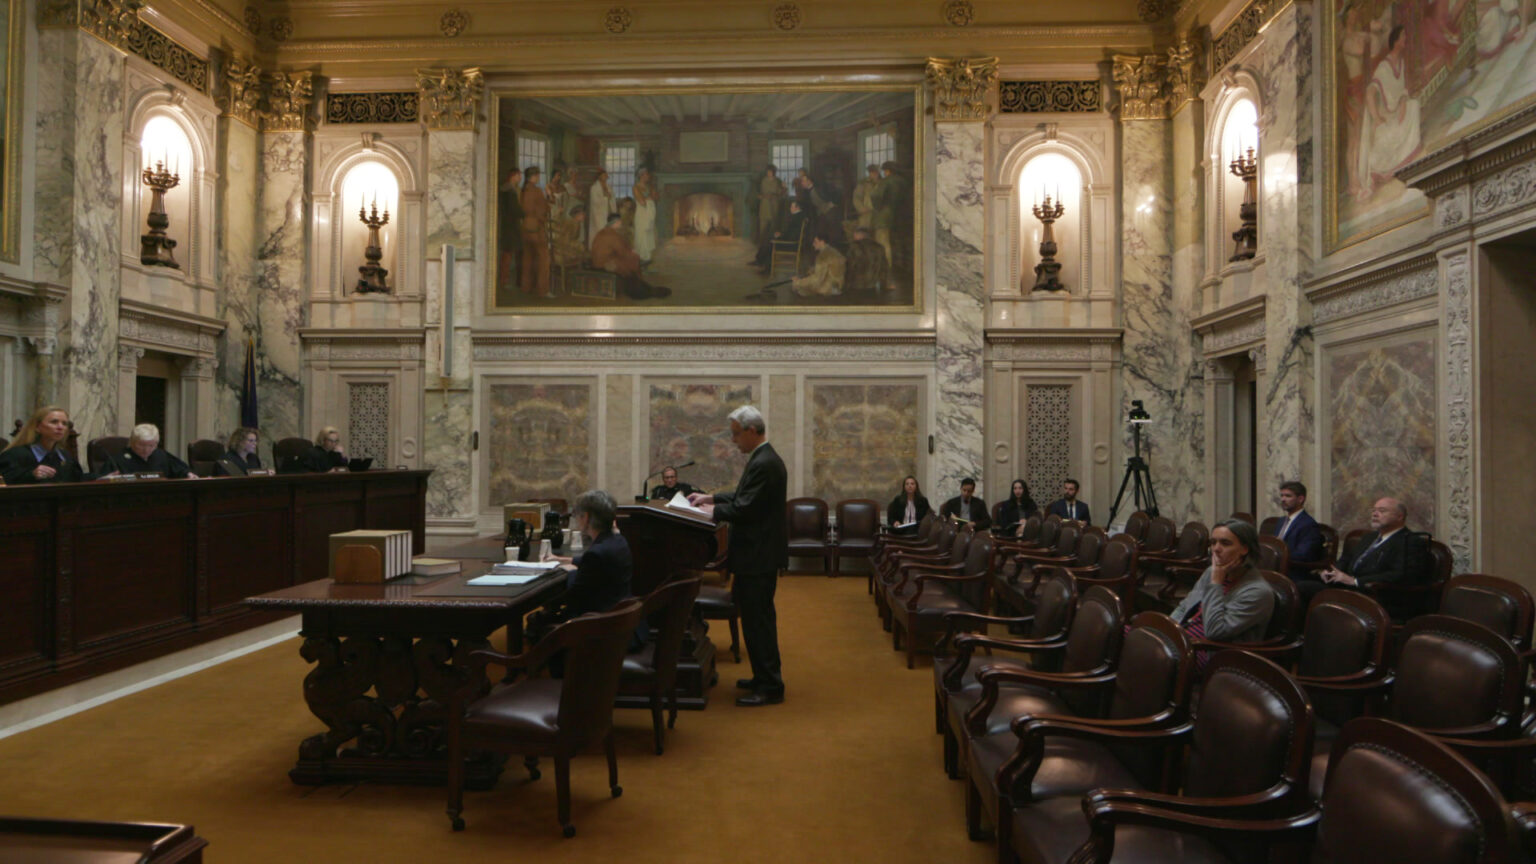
[
  {"left": 772, "top": 4, "right": 801, "bottom": 30},
  {"left": 998, "top": 80, "right": 1101, "bottom": 113},
  {"left": 925, "top": 56, "right": 997, "bottom": 122},
  {"left": 1165, "top": 34, "right": 1204, "bottom": 108},
  {"left": 81, "top": 0, "right": 142, "bottom": 48},
  {"left": 1111, "top": 53, "right": 1170, "bottom": 121},
  {"left": 942, "top": 0, "right": 974, "bottom": 27},
  {"left": 604, "top": 7, "right": 633, "bottom": 33},
  {"left": 218, "top": 55, "right": 263, "bottom": 127},
  {"left": 41, "top": 1, "right": 210, "bottom": 92},
  {"left": 326, "top": 91, "right": 420, "bottom": 124},
  {"left": 417, "top": 67, "right": 483, "bottom": 131},
  {"left": 263, "top": 70, "right": 314, "bottom": 132},
  {"left": 440, "top": 9, "right": 469, "bottom": 37}
]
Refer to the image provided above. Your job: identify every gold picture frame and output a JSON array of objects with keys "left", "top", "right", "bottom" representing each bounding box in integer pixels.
[{"left": 486, "top": 81, "right": 925, "bottom": 314}]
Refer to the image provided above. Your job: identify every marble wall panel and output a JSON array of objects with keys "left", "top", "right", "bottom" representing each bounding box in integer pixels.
[
  {"left": 605, "top": 375, "right": 634, "bottom": 496},
  {"left": 487, "top": 382, "right": 594, "bottom": 508},
  {"left": 215, "top": 119, "right": 261, "bottom": 432},
  {"left": 934, "top": 123, "right": 986, "bottom": 496},
  {"left": 424, "top": 389, "right": 472, "bottom": 517},
  {"left": 425, "top": 130, "right": 475, "bottom": 250},
  {"left": 1120, "top": 120, "right": 1205, "bottom": 523},
  {"left": 1326, "top": 336, "right": 1437, "bottom": 534},
  {"left": 769, "top": 374, "right": 798, "bottom": 493},
  {"left": 646, "top": 381, "right": 756, "bottom": 495},
  {"left": 256, "top": 130, "right": 308, "bottom": 443},
  {"left": 809, "top": 382, "right": 921, "bottom": 505}
]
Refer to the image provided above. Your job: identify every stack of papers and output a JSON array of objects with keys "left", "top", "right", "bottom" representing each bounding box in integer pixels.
[
  {"left": 665, "top": 491, "right": 709, "bottom": 515},
  {"left": 467, "top": 560, "right": 560, "bottom": 586}
]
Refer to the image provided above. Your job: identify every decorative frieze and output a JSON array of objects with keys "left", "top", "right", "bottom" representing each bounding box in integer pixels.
[
  {"left": 1310, "top": 257, "right": 1438, "bottom": 324},
  {"left": 1471, "top": 159, "right": 1536, "bottom": 218},
  {"left": 118, "top": 303, "right": 225, "bottom": 355},
  {"left": 326, "top": 92, "right": 420, "bottom": 125},
  {"left": 1203, "top": 318, "right": 1265, "bottom": 354},
  {"left": 1442, "top": 251, "right": 1473, "bottom": 573},
  {"left": 926, "top": 57, "right": 998, "bottom": 122},
  {"left": 417, "top": 68, "right": 483, "bottom": 131},
  {"left": 263, "top": 71, "right": 314, "bottom": 132},
  {"left": 472, "top": 334, "right": 936, "bottom": 363},
  {"left": 41, "top": 1, "right": 210, "bottom": 92},
  {"left": 997, "top": 80, "right": 1101, "bottom": 113},
  {"left": 1111, "top": 53, "right": 1170, "bottom": 121},
  {"left": 218, "top": 56, "right": 263, "bottom": 126},
  {"left": 1210, "top": 0, "right": 1280, "bottom": 75}
]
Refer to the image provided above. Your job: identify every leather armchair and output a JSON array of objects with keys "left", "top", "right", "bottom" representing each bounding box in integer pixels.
[
  {"left": 1293, "top": 589, "right": 1391, "bottom": 736},
  {"left": 618, "top": 577, "right": 701, "bottom": 755},
  {"left": 1008, "top": 527, "right": 1107, "bottom": 607},
  {"left": 1255, "top": 535, "right": 1289, "bottom": 574},
  {"left": 832, "top": 498, "right": 880, "bottom": 577},
  {"left": 877, "top": 521, "right": 965, "bottom": 627},
  {"left": 186, "top": 438, "right": 224, "bottom": 477},
  {"left": 1067, "top": 717, "right": 1527, "bottom": 864},
  {"left": 1047, "top": 534, "right": 1138, "bottom": 620},
  {"left": 445, "top": 599, "right": 646, "bottom": 836},
  {"left": 891, "top": 532, "right": 993, "bottom": 669},
  {"left": 1009, "top": 650, "right": 1314, "bottom": 864},
  {"left": 272, "top": 437, "right": 313, "bottom": 472},
  {"left": 86, "top": 436, "right": 129, "bottom": 476},
  {"left": 1439, "top": 573, "right": 1533, "bottom": 652},
  {"left": 1140, "top": 516, "right": 1178, "bottom": 553},
  {"left": 1136, "top": 521, "right": 1210, "bottom": 605},
  {"left": 869, "top": 513, "right": 942, "bottom": 593},
  {"left": 993, "top": 523, "right": 1082, "bottom": 617},
  {"left": 1122, "top": 511, "right": 1151, "bottom": 544},
  {"left": 784, "top": 497, "right": 831, "bottom": 575}
]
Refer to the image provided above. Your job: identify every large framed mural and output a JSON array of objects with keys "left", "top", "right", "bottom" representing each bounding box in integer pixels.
[
  {"left": 1324, "top": 0, "right": 1536, "bottom": 249},
  {"left": 489, "top": 86, "right": 920, "bottom": 312}
]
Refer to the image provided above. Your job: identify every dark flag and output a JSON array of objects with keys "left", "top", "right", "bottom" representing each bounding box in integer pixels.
[{"left": 240, "top": 337, "right": 259, "bottom": 429}]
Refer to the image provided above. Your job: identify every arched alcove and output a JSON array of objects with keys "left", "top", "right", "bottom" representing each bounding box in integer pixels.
[
  {"left": 1205, "top": 76, "right": 1263, "bottom": 276},
  {"left": 121, "top": 87, "right": 218, "bottom": 291},
  {"left": 309, "top": 140, "right": 424, "bottom": 308},
  {"left": 338, "top": 160, "right": 401, "bottom": 292},
  {"left": 995, "top": 135, "right": 1105, "bottom": 300}
]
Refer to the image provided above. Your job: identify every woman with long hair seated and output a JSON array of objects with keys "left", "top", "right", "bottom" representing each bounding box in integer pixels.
[
  {"left": 215, "top": 427, "right": 263, "bottom": 476},
  {"left": 996, "top": 478, "right": 1038, "bottom": 533},
  {"left": 885, "top": 474, "right": 931, "bottom": 536},
  {"left": 0, "top": 406, "right": 85, "bottom": 484}
]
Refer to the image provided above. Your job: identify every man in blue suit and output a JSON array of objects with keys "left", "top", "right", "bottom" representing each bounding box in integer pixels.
[
  {"left": 1045, "top": 478, "right": 1091, "bottom": 525},
  {"left": 1267, "top": 481, "right": 1324, "bottom": 583}
]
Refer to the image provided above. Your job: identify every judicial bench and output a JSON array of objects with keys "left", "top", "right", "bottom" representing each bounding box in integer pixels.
[{"left": 0, "top": 470, "right": 430, "bottom": 706}]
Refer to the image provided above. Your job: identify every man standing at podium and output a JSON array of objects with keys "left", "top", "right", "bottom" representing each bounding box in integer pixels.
[{"left": 690, "top": 405, "right": 788, "bottom": 707}]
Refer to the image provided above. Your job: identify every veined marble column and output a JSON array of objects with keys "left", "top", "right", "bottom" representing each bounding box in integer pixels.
[
  {"left": 254, "top": 72, "right": 315, "bottom": 444},
  {"left": 1252, "top": 4, "right": 1316, "bottom": 492},
  {"left": 215, "top": 57, "right": 264, "bottom": 428},
  {"left": 34, "top": 27, "right": 125, "bottom": 440},
  {"left": 927, "top": 58, "right": 993, "bottom": 496},
  {"left": 1115, "top": 54, "right": 1204, "bottom": 524},
  {"left": 418, "top": 69, "right": 483, "bottom": 523}
]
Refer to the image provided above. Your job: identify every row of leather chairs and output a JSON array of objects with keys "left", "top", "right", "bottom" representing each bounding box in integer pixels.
[
  {"left": 80, "top": 435, "right": 321, "bottom": 476},
  {"left": 444, "top": 577, "right": 702, "bottom": 837},
  {"left": 922, "top": 567, "right": 1536, "bottom": 862},
  {"left": 784, "top": 497, "right": 882, "bottom": 575}
]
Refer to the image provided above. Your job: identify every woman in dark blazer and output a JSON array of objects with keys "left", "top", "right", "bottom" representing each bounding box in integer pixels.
[
  {"left": 0, "top": 406, "right": 85, "bottom": 485},
  {"left": 215, "top": 427, "right": 263, "bottom": 476},
  {"left": 996, "top": 478, "right": 1038, "bottom": 531},
  {"left": 302, "top": 426, "right": 348, "bottom": 473},
  {"left": 886, "top": 475, "right": 931, "bottom": 534}
]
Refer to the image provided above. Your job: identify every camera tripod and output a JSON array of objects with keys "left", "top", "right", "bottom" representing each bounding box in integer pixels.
[{"left": 1107, "top": 421, "right": 1159, "bottom": 526}]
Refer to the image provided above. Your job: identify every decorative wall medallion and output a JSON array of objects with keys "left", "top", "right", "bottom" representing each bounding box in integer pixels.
[
  {"left": 218, "top": 56, "right": 263, "bottom": 126},
  {"left": 1136, "top": 0, "right": 1167, "bottom": 22},
  {"left": 262, "top": 70, "right": 314, "bottom": 132},
  {"left": 1111, "top": 53, "right": 1171, "bottom": 120},
  {"left": 269, "top": 16, "right": 293, "bottom": 42},
  {"left": 942, "top": 0, "right": 974, "bottom": 26},
  {"left": 772, "top": 3, "right": 801, "bottom": 30},
  {"left": 417, "top": 67, "right": 484, "bottom": 131},
  {"left": 326, "top": 91, "right": 420, "bottom": 125},
  {"left": 926, "top": 56, "right": 998, "bottom": 122},
  {"left": 440, "top": 9, "right": 468, "bottom": 37},
  {"left": 998, "top": 80, "right": 1101, "bottom": 113},
  {"left": 604, "top": 7, "right": 632, "bottom": 33},
  {"left": 243, "top": 4, "right": 261, "bottom": 34}
]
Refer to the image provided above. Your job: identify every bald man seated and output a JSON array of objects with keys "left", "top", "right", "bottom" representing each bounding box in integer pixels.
[{"left": 1302, "top": 496, "right": 1432, "bottom": 618}]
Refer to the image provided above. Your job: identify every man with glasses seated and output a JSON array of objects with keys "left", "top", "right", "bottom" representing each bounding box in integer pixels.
[{"left": 1303, "top": 496, "right": 1431, "bottom": 617}]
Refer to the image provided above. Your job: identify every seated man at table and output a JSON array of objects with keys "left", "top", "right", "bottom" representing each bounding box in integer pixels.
[
  {"left": 532, "top": 490, "right": 640, "bottom": 674},
  {"left": 100, "top": 424, "right": 196, "bottom": 479},
  {"left": 649, "top": 465, "right": 698, "bottom": 501}
]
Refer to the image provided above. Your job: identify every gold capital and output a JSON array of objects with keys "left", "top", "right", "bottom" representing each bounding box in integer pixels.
[
  {"left": 925, "top": 57, "right": 998, "bottom": 122},
  {"left": 417, "top": 67, "right": 484, "bottom": 131}
]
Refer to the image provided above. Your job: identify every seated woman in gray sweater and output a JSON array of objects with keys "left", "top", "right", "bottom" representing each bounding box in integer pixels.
[{"left": 1169, "top": 519, "right": 1274, "bottom": 666}]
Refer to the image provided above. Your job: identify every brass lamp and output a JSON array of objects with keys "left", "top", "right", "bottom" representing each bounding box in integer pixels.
[
  {"left": 1029, "top": 191, "right": 1066, "bottom": 292},
  {"left": 355, "top": 199, "right": 391, "bottom": 294},
  {"left": 1228, "top": 143, "right": 1258, "bottom": 261},
  {"left": 139, "top": 157, "right": 182, "bottom": 269}
]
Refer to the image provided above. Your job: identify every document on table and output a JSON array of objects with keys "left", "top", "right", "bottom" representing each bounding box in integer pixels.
[
  {"left": 467, "top": 561, "right": 561, "bottom": 586},
  {"left": 665, "top": 491, "right": 709, "bottom": 516}
]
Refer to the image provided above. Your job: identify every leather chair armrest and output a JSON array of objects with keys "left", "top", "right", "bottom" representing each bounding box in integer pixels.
[
  {"left": 1190, "top": 636, "right": 1303, "bottom": 662},
  {"left": 1294, "top": 671, "right": 1396, "bottom": 694},
  {"left": 907, "top": 572, "right": 984, "bottom": 609},
  {"left": 952, "top": 632, "right": 1068, "bottom": 657},
  {"left": 967, "top": 664, "right": 1115, "bottom": 732},
  {"left": 1293, "top": 667, "right": 1385, "bottom": 688},
  {"left": 1060, "top": 563, "right": 1103, "bottom": 577},
  {"left": 1083, "top": 780, "right": 1299, "bottom": 816},
  {"left": 936, "top": 611, "right": 1034, "bottom": 656},
  {"left": 996, "top": 710, "right": 1186, "bottom": 804},
  {"left": 890, "top": 561, "right": 965, "bottom": 593},
  {"left": 1069, "top": 791, "right": 1321, "bottom": 864}
]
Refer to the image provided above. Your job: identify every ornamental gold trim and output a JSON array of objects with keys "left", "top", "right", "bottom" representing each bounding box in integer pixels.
[
  {"left": 926, "top": 56, "right": 997, "bottom": 122},
  {"left": 998, "top": 80, "right": 1101, "bottom": 113},
  {"left": 326, "top": 91, "right": 420, "bottom": 124}
]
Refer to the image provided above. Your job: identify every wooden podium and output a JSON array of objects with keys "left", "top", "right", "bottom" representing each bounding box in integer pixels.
[{"left": 616, "top": 502, "right": 720, "bottom": 709}]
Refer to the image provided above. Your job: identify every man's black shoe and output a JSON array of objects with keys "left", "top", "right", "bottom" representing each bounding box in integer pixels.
[
  {"left": 735, "top": 678, "right": 759, "bottom": 690},
  {"left": 735, "top": 691, "right": 784, "bottom": 707}
]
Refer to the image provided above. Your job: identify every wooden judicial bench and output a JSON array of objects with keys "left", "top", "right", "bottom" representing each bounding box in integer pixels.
[
  {"left": 0, "top": 817, "right": 207, "bottom": 863},
  {"left": 0, "top": 470, "right": 430, "bottom": 706}
]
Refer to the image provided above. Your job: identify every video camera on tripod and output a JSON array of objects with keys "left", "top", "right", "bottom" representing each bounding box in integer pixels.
[{"left": 1107, "top": 399, "right": 1159, "bottom": 526}]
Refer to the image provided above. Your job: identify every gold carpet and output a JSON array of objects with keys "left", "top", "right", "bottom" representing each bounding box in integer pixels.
[{"left": 0, "top": 573, "right": 991, "bottom": 864}]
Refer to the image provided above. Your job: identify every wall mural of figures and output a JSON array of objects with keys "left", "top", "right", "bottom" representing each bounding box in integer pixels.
[
  {"left": 490, "top": 87, "right": 919, "bottom": 311},
  {"left": 1326, "top": 0, "right": 1536, "bottom": 248}
]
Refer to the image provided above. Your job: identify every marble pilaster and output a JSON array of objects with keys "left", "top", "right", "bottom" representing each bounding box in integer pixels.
[
  {"left": 933, "top": 122, "right": 986, "bottom": 496},
  {"left": 425, "top": 130, "right": 475, "bottom": 250},
  {"left": 215, "top": 116, "right": 262, "bottom": 430},
  {"left": 1119, "top": 120, "right": 1204, "bottom": 523},
  {"left": 423, "top": 389, "right": 473, "bottom": 518},
  {"left": 255, "top": 130, "right": 309, "bottom": 442},
  {"left": 34, "top": 29, "right": 125, "bottom": 441}
]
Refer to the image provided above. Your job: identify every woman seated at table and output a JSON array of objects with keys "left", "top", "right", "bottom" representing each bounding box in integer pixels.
[
  {"left": 997, "top": 478, "right": 1038, "bottom": 534},
  {"left": 214, "top": 427, "right": 263, "bottom": 476},
  {"left": 0, "top": 406, "right": 85, "bottom": 485},
  {"left": 100, "top": 423, "right": 196, "bottom": 479},
  {"left": 885, "top": 475, "right": 931, "bottom": 536},
  {"left": 301, "top": 426, "right": 348, "bottom": 473}
]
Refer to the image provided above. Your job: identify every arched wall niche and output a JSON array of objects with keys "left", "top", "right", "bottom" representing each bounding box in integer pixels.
[{"left": 1203, "top": 69, "right": 1264, "bottom": 282}]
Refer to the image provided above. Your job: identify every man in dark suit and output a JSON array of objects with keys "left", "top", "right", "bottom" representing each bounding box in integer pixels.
[
  {"left": 1266, "top": 480, "right": 1324, "bottom": 583},
  {"left": 690, "top": 405, "right": 788, "bottom": 706},
  {"left": 649, "top": 465, "right": 698, "bottom": 501},
  {"left": 1311, "top": 496, "right": 1432, "bottom": 618},
  {"left": 939, "top": 477, "right": 991, "bottom": 529},
  {"left": 1045, "top": 478, "right": 1090, "bottom": 524}
]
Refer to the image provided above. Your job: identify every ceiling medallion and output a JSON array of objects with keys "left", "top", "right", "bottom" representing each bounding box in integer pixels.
[
  {"left": 269, "top": 16, "right": 293, "bottom": 41},
  {"left": 604, "top": 7, "right": 633, "bottom": 33},
  {"left": 440, "top": 8, "right": 468, "bottom": 37},
  {"left": 942, "top": 0, "right": 974, "bottom": 26},
  {"left": 772, "top": 3, "right": 801, "bottom": 30},
  {"left": 242, "top": 4, "right": 261, "bottom": 34}
]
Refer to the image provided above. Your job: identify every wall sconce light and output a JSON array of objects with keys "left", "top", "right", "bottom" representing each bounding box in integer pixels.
[
  {"left": 1228, "top": 141, "right": 1258, "bottom": 261},
  {"left": 139, "top": 156, "right": 182, "bottom": 269},
  {"left": 355, "top": 196, "right": 391, "bottom": 293},
  {"left": 1029, "top": 189, "right": 1066, "bottom": 292}
]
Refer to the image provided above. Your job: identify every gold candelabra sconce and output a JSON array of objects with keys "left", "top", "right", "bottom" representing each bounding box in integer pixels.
[
  {"left": 355, "top": 199, "right": 391, "bottom": 294},
  {"left": 1228, "top": 144, "right": 1258, "bottom": 262},
  {"left": 1029, "top": 191, "right": 1066, "bottom": 293},
  {"left": 139, "top": 158, "right": 182, "bottom": 269}
]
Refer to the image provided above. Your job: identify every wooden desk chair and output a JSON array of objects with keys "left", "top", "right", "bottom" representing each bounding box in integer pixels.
[
  {"left": 769, "top": 219, "right": 806, "bottom": 277},
  {"left": 618, "top": 577, "right": 702, "bottom": 755},
  {"left": 446, "top": 599, "right": 645, "bottom": 837}
]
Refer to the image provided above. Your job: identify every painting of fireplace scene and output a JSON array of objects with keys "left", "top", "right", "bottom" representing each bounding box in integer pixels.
[{"left": 491, "top": 87, "right": 918, "bottom": 311}]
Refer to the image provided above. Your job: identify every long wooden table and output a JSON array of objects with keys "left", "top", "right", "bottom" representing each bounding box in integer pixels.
[
  {"left": 0, "top": 470, "right": 430, "bottom": 705},
  {"left": 246, "top": 566, "right": 567, "bottom": 788}
]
